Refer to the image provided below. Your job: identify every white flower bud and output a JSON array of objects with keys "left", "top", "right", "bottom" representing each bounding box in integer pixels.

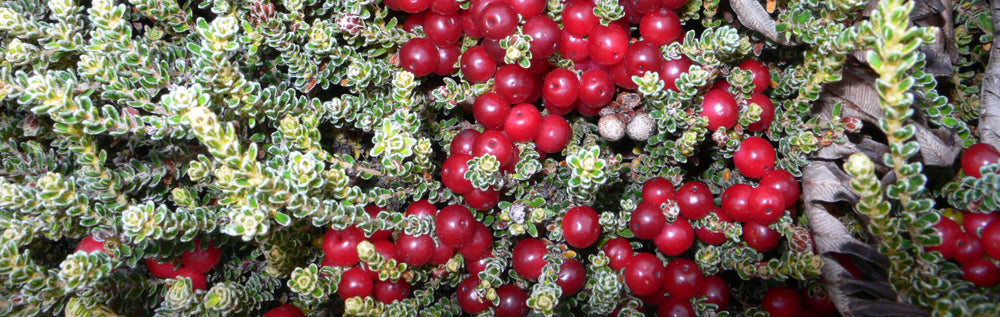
[
  {"left": 626, "top": 112, "right": 654, "bottom": 141},
  {"left": 598, "top": 114, "right": 625, "bottom": 141}
]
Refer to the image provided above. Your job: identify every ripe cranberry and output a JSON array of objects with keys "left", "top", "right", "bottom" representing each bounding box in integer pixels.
[
  {"left": 458, "top": 221, "right": 493, "bottom": 259},
  {"left": 399, "top": 38, "right": 439, "bottom": 77},
  {"left": 175, "top": 267, "right": 207, "bottom": 290},
  {"left": 473, "top": 92, "right": 511, "bottom": 130},
  {"left": 524, "top": 15, "right": 561, "bottom": 58},
  {"left": 962, "top": 143, "right": 1000, "bottom": 178},
  {"left": 76, "top": 235, "right": 106, "bottom": 255},
  {"left": 655, "top": 217, "right": 695, "bottom": 256},
  {"left": 181, "top": 240, "right": 222, "bottom": 273},
  {"left": 562, "top": 1, "right": 599, "bottom": 36},
  {"left": 609, "top": 61, "right": 639, "bottom": 90},
  {"left": 494, "top": 284, "right": 529, "bottom": 317},
  {"left": 801, "top": 289, "right": 836, "bottom": 316},
  {"left": 513, "top": 238, "right": 548, "bottom": 279},
  {"left": 738, "top": 59, "right": 771, "bottom": 93},
  {"left": 430, "top": 239, "right": 456, "bottom": 265},
  {"left": 396, "top": 234, "right": 435, "bottom": 266},
  {"left": 662, "top": 258, "right": 703, "bottom": 299},
  {"left": 323, "top": 226, "right": 365, "bottom": 266},
  {"left": 373, "top": 240, "right": 399, "bottom": 262},
  {"left": 398, "top": 0, "right": 430, "bottom": 13},
  {"left": 759, "top": 169, "right": 800, "bottom": 209},
  {"left": 435, "top": 205, "right": 477, "bottom": 247},
  {"left": 964, "top": 211, "right": 1000, "bottom": 237},
  {"left": 640, "top": 9, "right": 682, "bottom": 45},
  {"left": 365, "top": 205, "right": 393, "bottom": 241},
  {"left": 658, "top": 56, "right": 692, "bottom": 92},
  {"left": 461, "top": 46, "right": 497, "bottom": 83},
  {"left": 264, "top": 304, "right": 306, "bottom": 317},
  {"left": 373, "top": 279, "right": 411, "bottom": 304},
  {"left": 746, "top": 93, "right": 776, "bottom": 131},
  {"left": 624, "top": 252, "right": 665, "bottom": 296},
  {"left": 712, "top": 80, "right": 731, "bottom": 92},
  {"left": 504, "top": 104, "right": 543, "bottom": 142},
  {"left": 338, "top": 267, "right": 374, "bottom": 300},
  {"left": 926, "top": 215, "right": 962, "bottom": 259},
  {"left": 661, "top": 0, "right": 686, "bottom": 10},
  {"left": 954, "top": 231, "right": 986, "bottom": 264},
  {"left": 698, "top": 276, "right": 730, "bottom": 309},
  {"left": 402, "top": 10, "right": 426, "bottom": 29},
  {"left": 424, "top": 12, "right": 462, "bottom": 46},
  {"left": 543, "top": 68, "right": 580, "bottom": 109},
  {"left": 450, "top": 129, "right": 480, "bottom": 156},
  {"left": 675, "top": 181, "right": 712, "bottom": 220},
  {"left": 556, "top": 258, "right": 587, "bottom": 295},
  {"left": 626, "top": 0, "right": 661, "bottom": 14},
  {"left": 603, "top": 237, "right": 634, "bottom": 270},
  {"left": 624, "top": 41, "right": 663, "bottom": 77},
  {"left": 478, "top": 1, "right": 518, "bottom": 40},
  {"left": 749, "top": 186, "right": 786, "bottom": 224},
  {"left": 588, "top": 24, "right": 629, "bottom": 65},
  {"left": 579, "top": 68, "right": 615, "bottom": 107},
  {"left": 442, "top": 154, "right": 474, "bottom": 194},
  {"left": 535, "top": 115, "right": 572, "bottom": 154},
  {"left": 146, "top": 257, "right": 179, "bottom": 278},
  {"left": 457, "top": 275, "right": 492, "bottom": 313},
  {"left": 657, "top": 297, "right": 696, "bottom": 317},
  {"left": 563, "top": 206, "right": 602, "bottom": 248},
  {"left": 721, "top": 184, "right": 754, "bottom": 222},
  {"left": 431, "top": 0, "right": 460, "bottom": 13},
  {"left": 464, "top": 187, "right": 501, "bottom": 210},
  {"left": 982, "top": 221, "right": 1000, "bottom": 260},
  {"left": 734, "top": 136, "right": 777, "bottom": 178},
  {"left": 700, "top": 88, "right": 738, "bottom": 131},
  {"left": 630, "top": 201, "right": 666, "bottom": 240},
  {"left": 473, "top": 130, "right": 516, "bottom": 166},
  {"left": 461, "top": 9, "right": 483, "bottom": 38},
  {"left": 763, "top": 286, "right": 803, "bottom": 317},
  {"left": 504, "top": 0, "right": 544, "bottom": 17},
  {"left": 695, "top": 206, "right": 729, "bottom": 245},
  {"left": 435, "top": 45, "right": 462, "bottom": 75},
  {"left": 744, "top": 221, "right": 780, "bottom": 252},
  {"left": 642, "top": 177, "right": 676, "bottom": 206},
  {"left": 406, "top": 199, "right": 438, "bottom": 217},
  {"left": 559, "top": 31, "right": 590, "bottom": 61},
  {"left": 495, "top": 65, "right": 535, "bottom": 104},
  {"left": 467, "top": 254, "right": 493, "bottom": 275},
  {"left": 963, "top": 258, "right": 1000, "bottom": 287}
]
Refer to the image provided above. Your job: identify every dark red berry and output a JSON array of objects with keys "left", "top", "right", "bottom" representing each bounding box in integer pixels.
[
  {"left": 399, "top": 38, "right": 439, "bottom": 77},
  {"left": 563, "top": 206, "right": 602, "bottom": 248}
]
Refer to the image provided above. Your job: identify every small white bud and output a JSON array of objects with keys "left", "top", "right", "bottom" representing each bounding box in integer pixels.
[
  {"left": 598, "top": 114, "right": 625, "bottom": 141},
  {"left": 626, "top": 112, "right": 654, "bottom": 141}
]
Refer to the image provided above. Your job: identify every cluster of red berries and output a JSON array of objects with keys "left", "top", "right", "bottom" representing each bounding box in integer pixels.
[
  {"left": 757, "top": 285, "right": 838, "bottom": 317},
  {"left": 143, "top": 239, "right": 222, "bottom": 290},
  {"left": 263, "top": 304, "right": 306, "bottom": 317},
  {"left": 700, "top": 60, "right": 774, "bottom": 132}
]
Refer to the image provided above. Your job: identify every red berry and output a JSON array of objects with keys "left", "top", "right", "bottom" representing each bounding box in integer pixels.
[
  {"left": 749, "top": 186, "right": 786, "bottom": 224},
  {"left": 556, "top": 258, "right": 587, "bottom": 296},
  {"left": 963, "top": 258, "right": 1000, "bottom": 287},
  {"left": 467, "top": 254, "right": 492, "bottom": 275},
  {"left": 744, "top": 221, "right": 780, "bottom": 252},
  {"left": 504, "top": 103, "right": 543, "bottom": 142},
  {"left": 473, "top": 92, "right": 511, "bottom": 130},
  {"left": 495, "top": 284, "right": 529, "bottom": 317},
  {"left": 657, "top": 297, "right": 696, "bottom": 317},
  {"left": 495, "top": 64, "right": 536, "bottom": 104},
  {"left": 639, "top": 9, "right": 682, "bottom": 45},
  {"left": 676, "top": 181, "right": 713, "bottom": 220},
  {"left": 478, "top": 1, "right": 518, "bottom": 40},
  {"left": 435, "top": 44, "right": 461, "bottom": 75},
  {"left": 738, "top": 59, "right": 771, "bottom": 93},
  {"left": 524, "top": 15, "right": 561, "bottom": 58},
  {"left": 450, "top": 129, "right": 480, "bottom": 156},
  {"left": 175, "top": 267, "right": 207, "bottom": 290},
  {"left": 429, "top": 239, "right": 456, "bottom": 265},
  {"left": 630, "top": 201, "right": 666, "bottom": 240},
  {"left": 504, "top": 0, "right": 544, "bottom": 17},
  {"left": 473, "top": 130, "right": 516, "bottom": 166},
  {"left": 662, "top": 258, "right": 703, "bottom": 299},
  {"left": 698, "top": 276, "right": 730, "bottom": 309},
  {"left": 579, "top": 68, "right": 615, "bottom": 107},
  {"left": 535, "top": 115, "right": 572, "bottom": 154},
  {"left": 442, "top": 154, "right": 474, "bottom": 194},
  {"left": 435, "top": 205, "right": 477, "bottom": 247},
  {"left": 513, "top": 237, "right": 548, "bottom": 280},
  {"left": 953, "top": 232, "right": 985, "bottom": 264},
  {"left": 406, "top": 199, "right": 438, "bottom": 217},
  {"left": 588, "top": 24, "right": 629, "bottom": 65},
  {"left": 559, "top": 30, "right": 590, "bottom": 61},
  {"left": 746, "top": 93, "right": 776, "bottom": 131},
  {"left": 981, "top": 221, "right": 1000, "bottom": 260},
  {"left": 457, "top": 275, "right": 491, "bottom": 313},
  {"left": 374, "top": 279, "right": 411, "bottom": 304},
  {"left": 424, "top": 12, "right": 462, "bottom": 46},
  {"left": 181, "top": 240, "right": 222, "bottom": 273},
  {"left": 734, "top": 136, "right": 777, "bottom": 178},
  {"left": 264, "top": 304, "right": 306, "bottom": 317},
  {"left": 399, "top": 38, "right": 439, "bottom": 77},
  {"left": 373, "top": 240, "right": 399, "bottom": 262},
  {"left": 800, "top": 289, "right": 836, "bottom": 317},
  {"left": 603, "top": 237, "right": 634, "bottom": 270},
  {"left": 624, "top": 252, "right": 665, "bottom": 296},
  {"left": 562, "top": 1, "right": 599, "bottom": 37},
  {"left": 927, "top": 216, "right": 962, "bottom": 259},
  {"left": 642, "top": 177, "right": 676, "bottom": 206},
  {"left": 625, "top": 0, "right": 661, "bottom": 14},
  {"left": 721, "top": 184, "right": 754, "bottom": 222},
  {"left": 457, "top": 221, "right": 493, "bottom": 259},
  {"left": 654, "top": 217, "right": 695, "bottom": 256},
  {"left": 76, "top": 235, "right": 106, "bottom": 255},
  {"left": 323, "top": 226, "right": 365, "bottom": 266},
  {"left": 695, "top": 206, "right": 729, "bottom": 245},
  {"left": 397, "top": 0, "right": 430, "bottom": 13},
  {"left": 563, "top": 206, "right": 602, "bottom": 248},
  {"left": 609, "top": 61, "right": 638, "bottom": 90},
  {"left": 543, "top": 68, "right": 580, "bottom": 110},
  {"left": 661, "top": 0, "right": 687, "bottom": 10},
  {"left": 464, "top": 187, "right": 501, "bottom": 210},
  {"left": 461, "top": 46, "right": 497, "bottom": 83},
  {"left": 962, "top": 143, "right": 1000, "bottom": 178},
  {"left": 759, "top": 169, "right": 800, "bottom": 209},
  {"left": 964, "top": 211, "right": 1000, "bottom": 237},
  {"left": 700, "top": 89, "right": 738, "bottom": 131},
  {"left": 431, "top": 0, "right": 460, "bottom": 13},
  {"left": 365, "top": 205, "right": 393, "bottom": 241},
  {"left": 659, "top": 56, "right": 692, "bottom": 92},
  {"left": 762, "top": 286, "right": 803, "bottom": 317},
  {"left": 338, "top": 267, "right": 374, "bottom": 299},
  {"left": 146, "top": 257, "right": 179, "bottom": 278},
  {"left": 397, "top": 234, "right": 435, "bottom": 266},
  {"left": 624, "top": 41, "right": 663, "bottom": 78}
]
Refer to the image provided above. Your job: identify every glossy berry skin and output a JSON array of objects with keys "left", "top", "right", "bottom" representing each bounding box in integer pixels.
[
  {"left": 721, "top": 184, "right": 754, "bottom": 222},
  {"left": 630, "top": 201, "right": 666, "bottom": 240},
  {"left": 513, "top": 237, "right": 548, "bottom": 279},
  {"left": 588, "top": 24, "right": 629, "bottom": 65},
  {"left": 700, "top": 88, "right": 738, "bottom": 131},
  {"left": 478, "top": 2, "right": 518, "bottom": 40},
  {"left": 398, "top": 0, "right": 430, "bottom": 13},
  {"left": 504, "top": 0, "right": 544, "bottom": 17},
  {"left": 963, "top": 258, "right": 1000, "bottom": 287},
  {"left": 926, "top": 216, "right": 961, "bottom": 259},
  {"left": 675, "top": 181, "right": 712, "bottom": 220},
  {"left": 659, "top": 56, "right": 692, "bottom": 92},
  {"left": 535, "top": 115, "right": 572, "bottom": 154},
  {"left": 657, "top": 297, "right": 696, "bottom": 317},
  {"left": 458, "top": 276, "right": 491, "bottom": 313},
  {"left": 744, "top": 221, "right": 781, "bottom": 252},
  {"left": 399, "top": 38, "right": 439, "bottom": 77},
  {"left": 374, "top": 280, "right": 411, "bottom": 304},
  {"left": 429, "top": 240, "right": 456, "bottom": 265},
  {"left": 655, "top": 217, "right": 695, "bottom": 256},
  {"left": 365, "top": 205, "right": 393, "bottom": 241},
  {"left": 749, "top": 186, "right": 786, "bottom": 224},
  {"left": 624, "top": 41, "right": 663, "bottom": 77},
  {"left": 473, "top": 92, "right": 510, "bottom": 130},
  {"left": 640, "top": 9, "right": 682, "bottom": 45},
  {"left": 464, "top": 187, "right": 501, "bottom": 210},
  {"left": 696, "top": 206, "right": 729, "bottom": 245},
  {"left": 504, "top": 103, "right": 543, "bottom": 142},
  {"left": 435, "top": 45, "right": 461, "bottom": 76},
  {"left": 76, "top": 235, "right": 106, "bottom": 255},
  {"left": 563, "top": 206, "right": 602, "bottom": 248},
  {"left": 406, "top": 199, "right": 438, "bottom": 217},
  {"left": 953, "top": 232, "right": 985, "bottom": 264},
  {"left": 495, "top": 284, "right": 530, "bottom": 317},
  {"left": 175, "top": 267, "right": 207, "bottom": 290},
  {"left": 424, "top": 12, "right": 462, "bottom": 46},
  {"left": 559, "top": 31, "right": 590, "bottom": 61},
  {"left": 579, "top": 68, "right": 615, "bottom": 107},
  {"left": 441, "top": 154, "right": 474, "bottom": 194},
  {"left": 457, "top": 221, "right": 493, "bottom": 259},
  {"left": 603, "top": 237, "right": 634, "bottom": 270},
  {"left": 450, "top": 129, "right": 480, "bottom": 156},
  {"left": 181, "top": 240, "right": 222, "bottom": 273},
  {"left": 435, "top": 205, "right": 477, "bottom": 247},
  {"left": 734, "top": 136, "right": 777, "bottom": 178},
  {"left": 396, "top": 234, "right": 435, "bottom": 266},
  {"left": 746, "top": 93, "right": 776, "bottom": 131},
  {"left": 964, "top": 211, "right": 999, "bottom": 237},
  {"left": 609, "top": 61, "right": 638, "bottom": 90},
  {"left": 524, "top": 15, "right": 561, "bottom": 58},
  {"left": 738, "top": 59, "right": 771, "bottom": 93},
  {"left": 495, "top": 65, "right": 535, "bottom": 104},
  {"left": 339, "top": 267, "right": 373, "bottom": 300},
  {"left": 624, "top": 252, "right": 666, "bottom": 296},
  {"left": 642, "top": 177, "right": 676, "bottom": 206},
  {"left": 662, "top": 258, "right": 703, "bottom": 299},
  {"left": 461, "top": 46, "right": 497, "bottom": 83},
  {"left": 981, "top": 221, "right": 1000, "bottom": 260},
  {"left": 323, "top": 226, "right": 365, "bottom": 266},
  {"left": 698, "top": 276, "right": 730, "bottom": 309},
  {"left": 542, "top": 68, "right": 580, "bottom": 109},
  {"left": 264, "top": 304, "right": 306, "bottom": 317},
  {"left": 556, "top": 258, "right": 587, "bottom": 296},
  {"left": 432, "top": 0, "right": 460, "bottom": 13},
  {"left": 473, "top": 130, "right": 516, "bottom": 167},
  {"left": 562, "top": 1, "right": 599, "bottom": 37},
  {"left": 146, "top": 257, "right": 179, "bottom": 278},
  {"left": 759, "top": 169, "right": 801, "bottom": 209},
  {"left": 763, "top": 286, "right": 803, "bottom": 317},
  {"left": 962, "top": 143, "right": 1000, "bottom": 178}
]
